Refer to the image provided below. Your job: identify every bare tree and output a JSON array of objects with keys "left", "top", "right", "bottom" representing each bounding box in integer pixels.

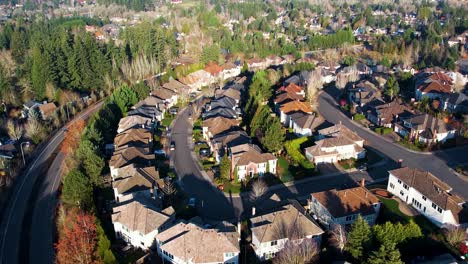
[
  {"left": 329, "top": 224, "right": 347, "bottom": 253},
  {"left": 273, "top": 239, "right": 319, "bottom": 264},
  {"left": 7, "top": 120, "right": 23, "bottom": 141},
  {"left": 306, "top": 69, "right": 324, "bottom": 104},
  {"left": 25, "top": 118, "right": 44, "bottom": 144},
  {"left": 162, "top": 178, "right": 177, "bottom": 196},
  {"left": 336, "top": 66, "right": 358, "bottom": 89},
  {"left": 452, "top": 72, "right": 466, "bottom": 93},
  {"left": 443, "top": 226, "right": 467, "bottom": 246},
  {"left": 250, "top": 178, "right": 267, "bottom": 201}
]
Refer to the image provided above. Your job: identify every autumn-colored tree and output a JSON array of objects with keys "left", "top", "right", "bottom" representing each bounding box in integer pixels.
[
  {"left": 55, "top": 209, "right": 99, "bottom": 264},
  {"left": 61, "top": 119, "right": 86, "bottom": 154}
]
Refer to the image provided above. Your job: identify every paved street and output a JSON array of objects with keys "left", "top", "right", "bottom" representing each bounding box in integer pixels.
[{"left": 0, "top": 101, "right": 104, "bottom": 264}]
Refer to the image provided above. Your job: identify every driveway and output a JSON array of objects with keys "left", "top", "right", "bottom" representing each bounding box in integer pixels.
[
  {"left": 317, "top": 91, "right": 468, "bottom": 199},
  {"left": 0, "top": 101, "right": 104, "bottom": 264}
]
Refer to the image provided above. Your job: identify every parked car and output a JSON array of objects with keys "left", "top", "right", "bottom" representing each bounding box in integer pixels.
[
  {"left": 195, "top": 141, "right": 207, "bottom": 146},
  {"left": 188, "top": 197, "right": 196, "bottom": 207},
  {"left": 170, "top": 107, "right": 178, "bottom": 115},
  {"left": 154, "top": 149, "right": 166, "bottom": 156},
  {"left": 199, "top": 148, "right": 210, "bottom": 157},
  {"left": 170, "top": 141, "right": 176, "bottom": 150},
  {"left": 190, "top": 92, "right": 197, "bottom": 98}
]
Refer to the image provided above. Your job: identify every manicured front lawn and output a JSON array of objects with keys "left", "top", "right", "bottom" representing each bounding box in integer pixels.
[
  {"left": 277, "top": 157, "right": 294, "bottom": 182},
  {"left": 161, "top": 114, "right": 175, "bottom": 127}
]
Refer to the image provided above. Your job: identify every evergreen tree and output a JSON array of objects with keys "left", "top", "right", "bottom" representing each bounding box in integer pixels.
[
  {"left": 385, "top": 75, "right": 400, "bottom": 100},
  {"left": 366, "top": 243, "right": 403, "bottom": 264},
  {"left": 346, "top": 215, "right": 372, "bottom": 261},
  {"left": 61, "top": 169, "right": 93, "bottom": 209},
  {"left": 262, "top": 118, "right": 285, "bottom": 153},
  {"left": 219, "top": 152, "right": 231, "bottom": 181}
]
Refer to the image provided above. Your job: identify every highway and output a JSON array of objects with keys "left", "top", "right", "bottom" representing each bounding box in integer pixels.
[{"left": 0, "top": 101, "right": 104, "bottom": 264}]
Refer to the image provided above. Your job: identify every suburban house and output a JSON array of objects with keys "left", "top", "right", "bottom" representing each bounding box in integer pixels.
[
  {"left": 202, "top": 106, "right": 238, "bottom": 120},
  {"left": 278, "top": 101, "right": 313, "bottom": 125},
  {"left": 348, "top": 81, "right": 382, "bottom": 110},
  {"left": 114, "top": 128, "right": 152, "bottom": 151},
  {"left": 309, "top": 186, "right": 381, "bottom": 228},
  {"left": 229, "top": 143, "right": 277, "bottom": 181},
  {"left": 37, "top": 102, "right": 57, "bottom": 120},
  {"left": 305, "top": 124, "right": 366, "bottom": 164},
  {"left": 415, "top": 72, "right": 453, "bottom": 100},
  {"left": 247, "top": 58, "right": 268, "bottom": 71},
  {"left": 250, "top": 201, "right": 324, "bottom": 260},
  {"left": 276, "top": 83, "right": 305, "bottom": 97},
  {"left": 162, "top": 79, "right": 192, "bottom": 96},
  {"left": 151, "top": 88, "right": 178, "bottom": 108},
  {"left": 210, "top": 130, "right": 251, "bottom": 160},
  {"left": 117, "top": 115, "right": 154, "bottom": 133},
  {"left": 109, "top": 147, "right": 154, "bottom": 176},
  {"left": 356, "top": 62, "right": 372, "bottom": 75},
  {"left": 394, "top": 113, "right": 456, "bottom": 143},
  {"left": 132, "top": 96, "right": 164, "bottom": 110},
  {"left": 128, "top": 105, "right": 164, "bottom": 122},
  {"left": 288, "top": 112, "right": 321, "bottom": 137},
  {"left": 155, "top": 221, "right": 240, "bottom": 264},
  {"left": 22, "top": 100, "right": 42, "bottom": 118},
  {"left": 317, "top": 61, "right": 341, "bottom": 74},
  {"left": 179, "top": 69, "right": 213, "bottom": 91},
  {"left": 222, "top": 62, "right": 242, "bottom": 80},
  {"left": 205, "top": 96, "right": 238, "bottom": 112},
  {"left": 442, "top": 92, "right": 468, "bottom": 113},
  {"left": 112, "top": 200, "right": 175, "bottom": 250},
  {"left": 283, "top": 71, "right": 310, "bottom": 87},
  {"left": 204, "top": 62, "right": 223, "bottom": 79},
  {"left": 387, "top": 167, "right": 468, "bottom": 229},
  {"left": 219, "top": 87, "right": 242, "bottom": 104},
  {"left": 111, "top": 164, "right": 163, "bottom": 203},
  {"left": 366, "top": 100, "right": 414, "bottom": 128},
  {"left": 202, "top": 116, "right": 240, "bottom": 140},
  {"left": 274, "top": 92, "right": 305, "bottom": 106}
]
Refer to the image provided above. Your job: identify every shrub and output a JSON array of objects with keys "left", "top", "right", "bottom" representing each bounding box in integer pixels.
[
  {"left": 376, "top": 127, "right": 393, "bottom": 135},
  {"left": 353, "top": 113, "right": 365, "bottom": 121}
]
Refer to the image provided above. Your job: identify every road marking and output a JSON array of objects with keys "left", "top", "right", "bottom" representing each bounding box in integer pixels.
[{"left": 0, "top": 102, "right": 102, "bottom": 263}]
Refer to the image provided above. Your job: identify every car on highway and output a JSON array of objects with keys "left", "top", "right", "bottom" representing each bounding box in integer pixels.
[
  {"left": 170, "top": 141, "right": 176, "bottom": 150},
  {"left": 188, "top": 197, "right": 196, "bottom": 207}
]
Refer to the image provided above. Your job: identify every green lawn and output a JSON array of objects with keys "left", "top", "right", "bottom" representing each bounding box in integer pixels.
[
  {"left": 221, "top": 179, "right": 242, "bottom": 194},
  {"left": 277, "top": 157, "right": 294, "bottom": 182},
  {"left": 161, "top": 114, "right": 175, "bottom": 127}
]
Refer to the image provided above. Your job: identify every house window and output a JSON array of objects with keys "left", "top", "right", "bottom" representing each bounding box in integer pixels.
[
  {"left": 432, "top": 203, "right": 436, "bottom": 209},
  {"left": 400, "top": 191, "right": 404, "bottom": 196},
  {"left": 422, "top": 195, "right": 426, "bottom": 201},
  {"left": 437, "top": 207, "right": 442, "bottom": 213},
  {"left": 271, "top": 240, "right": 278, "bottom": 246},
  {"left": 403, "top": 184, "right": 409, "bottom": 190},
  {"left": 397, "top": 179, "right": 401, "bottom": 184},
  {"left": 345, "top": 216, "right": 353, "bottom": 221},
  {"left": 225, "top": 252, "right": 235, "bottom": 258},
  {"left": 389, "top": 183, "right": 395, "bottom": 189}
]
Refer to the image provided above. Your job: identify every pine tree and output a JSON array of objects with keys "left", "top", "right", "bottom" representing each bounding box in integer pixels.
[
  {"left": 366, "top": 243, "right": 403, "bottom": 264},
  {"left": 220, "top": 152, "right": 231, "bottom": 181},
  {"left": 61, "top": 169, "right": 93, "bottom": 209},
  {"left": 346, "top": 215, "right": 372, "bottom": 261},
  {"left": 262, "top": 118, "right": 285, "bottom": 153}
]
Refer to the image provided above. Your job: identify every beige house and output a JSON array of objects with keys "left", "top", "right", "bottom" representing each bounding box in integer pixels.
[
  {"left": 117, "top": 115, "right": 154, "bottom": 133},
  {"left": 156, "top": 221, "right": 240, "bottom": 264},
  {"left": 305, "top": 124, "right": 365, "bottom": 164},
  {"left": 230, "top": 144, "right": 277, "bottom": 181},
  {"left": 250, "top": 201, "right": 324, "bottom": 260},
  {"left": 112, "top": 200, "right": 175, "bottom": 249}
]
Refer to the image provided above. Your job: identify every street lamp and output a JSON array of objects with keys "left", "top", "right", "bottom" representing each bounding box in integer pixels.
[{"left": 20, "top": 141, "right": 30, "bottom": 166}]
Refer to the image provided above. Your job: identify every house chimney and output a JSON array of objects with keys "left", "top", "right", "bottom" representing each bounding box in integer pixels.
[
  {"left": 237, "top": 221, "right": 241, "bottom": 236},
  {"left": 344, "top": 191, "right": 347, "bottom": 197},
  {"left": 360, "top": 178, "right": 366, "bottom": 187},
  {"left": 252, "top": 207, "right": 256, "bottom": 216}
]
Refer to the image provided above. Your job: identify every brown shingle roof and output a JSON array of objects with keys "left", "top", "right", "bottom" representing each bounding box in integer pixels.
[
  {"left": 280, "top": 101, "right": 312, "bottom": 114},
  {"left": 417, "top": 72, "right": 453, "bottom": 95},
  {"left": 291, "top": 113, "right": 321, "bottom": 130},
  {"left": 274, "top": 92, "right": 304, "bottom": 105},
  {"left": 112, "top": 165, "right": 161, "bottom": 194},
  {"left": 151, "top": 88, "right": 176, "bottom": 100},
  {"left": 38, "top": 102, "right": 57, "bottom": 118},
  {"left": 156, "top": 222, "right": 240, "bottom": 263},
  {"left": 112, "top": 200, "right": 174, "bottom": 235},
  {"left": 162, "top": 79, "right": 190, "bottom": 93},
  {"left": 114, "top": 128, "right": 152, "bottom": 150},
  {"left": 110, "top": 147, "right": 154, "bottom": 169},
  {"left": 372, "top": 100, "right": 414, "bottom": 125},
  {"left": 203, "top": 117, "right": 240, "bottom": 137},
  {"left": 318, "top": 124, "right": 363, "bottom": 142},
  {"left": 250, "top": 201, "right": 323, "bottom": 243},
  {"left": 311, "top": 187, "right": 380, "bottom": 218},
  {"left": 204, "top": 62, "right": 223, "bottom": 76},
  {"left": 277, "top": 83, "right": 304, "bottom": 94},
  {"left": 231, "top": 144, "right": 276, "bottom": 166},
  {"left": 118, "top": 115, "right": 153, "bottom": 133},
  {"left": 221, "top": 88, "right": 241, "bottom": 101},
  {"left": 389, "top": 167, "right": 467, "bottom": 223}
]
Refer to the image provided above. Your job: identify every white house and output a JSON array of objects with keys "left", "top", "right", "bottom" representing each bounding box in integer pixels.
[
  {"left": 230, "top": 144, "right": 277, "bottom": 181},
  {"left": 289, "top": 113, "right": 321, "bottom": 137},
  {"left": 222, "top": 62, "right": 242, "bottom": 80},
  {"left": 250, "top": 202, "right": 324, "bottom": 260},
  {"left": 112, "top": 200, "right": 175, "bottom": 250},
  {"left": 305, "top": 124, "right": 366, "bottom": 164},
  {"left": 387, "top": 167, "right": 468, "bottom": 229},
  {"left": 156, "top": 221, "right": 240, "bottom": 264},
  {"left": 309, "top": 186, "right": 381, "bottom": 229}
]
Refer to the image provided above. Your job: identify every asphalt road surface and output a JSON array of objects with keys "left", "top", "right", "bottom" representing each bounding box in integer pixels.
[{"left": 0, "top": 101, "right": 104, "bottom": 264}]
